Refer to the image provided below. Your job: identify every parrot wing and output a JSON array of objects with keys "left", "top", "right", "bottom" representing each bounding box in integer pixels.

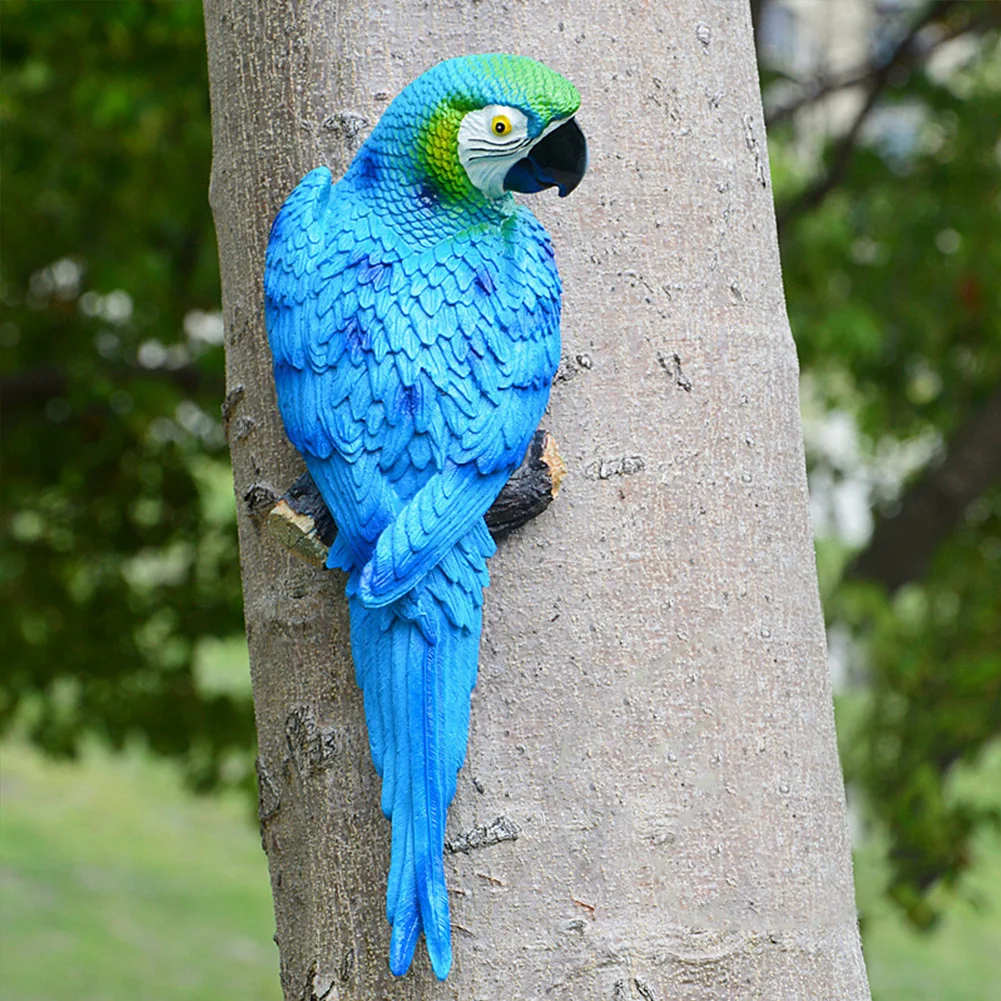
[{"left": 265, "top": 168, "right": 562, "bottom": 574}]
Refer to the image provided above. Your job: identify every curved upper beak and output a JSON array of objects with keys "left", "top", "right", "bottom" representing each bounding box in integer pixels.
[{"left": 504, "top": 117, "right": 588, "bottom": 198}]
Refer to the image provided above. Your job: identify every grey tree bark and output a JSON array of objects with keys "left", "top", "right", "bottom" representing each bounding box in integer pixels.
[{"left": 204, "top": 2, "right": 871, "bottom": 999}]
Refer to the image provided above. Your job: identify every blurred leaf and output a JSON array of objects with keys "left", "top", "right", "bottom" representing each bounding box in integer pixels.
[
  {"left": 770, "top": 20, "right": 1001, "bottom": 926},
  {"left": 0, "top": 0, "right": 252, "bottom": 790}
]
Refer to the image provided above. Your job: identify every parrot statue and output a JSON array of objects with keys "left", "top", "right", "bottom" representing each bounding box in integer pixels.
[{"left": 263, "top": 54, "right": 586, "bottom": 980}]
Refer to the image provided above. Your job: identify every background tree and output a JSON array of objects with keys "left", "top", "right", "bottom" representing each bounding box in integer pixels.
[
  {"left": 204, "top": 1, "right": 869, "bottom": 998},
  {"left": 754, "top": 0, "right": 1001, "bottom": 928}
]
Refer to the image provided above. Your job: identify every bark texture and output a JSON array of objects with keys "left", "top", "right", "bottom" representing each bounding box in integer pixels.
[{"left": 204, "top": 2, "right": 871, "bottom": 998}]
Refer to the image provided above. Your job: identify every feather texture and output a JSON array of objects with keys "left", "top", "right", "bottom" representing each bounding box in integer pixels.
[{"left": 263, "top": 54, "right": 575, "bottom": 981}]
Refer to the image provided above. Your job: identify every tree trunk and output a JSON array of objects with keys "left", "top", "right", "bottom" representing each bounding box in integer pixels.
[{"left": 204, "top": 2, "right": 871, "bottom": 998}]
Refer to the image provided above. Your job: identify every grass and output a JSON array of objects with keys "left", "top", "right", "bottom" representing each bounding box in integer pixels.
[
  {"left": 1, "top": 735, "right": 999, "bottom": 1000},
  {"left": 0, "top": 739, "right": 280, "bottom": 1001},
  {"left": 859, "top": 834, "right": 1001, "bottom": 1001}
]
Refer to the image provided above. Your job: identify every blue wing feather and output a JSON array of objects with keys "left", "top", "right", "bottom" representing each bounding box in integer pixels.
[{"left": 264, "top": 164, "right": 561, "bottom": 981}]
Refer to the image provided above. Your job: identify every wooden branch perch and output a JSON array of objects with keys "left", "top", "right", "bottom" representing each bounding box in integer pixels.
[{"left": 266, "top": 429, "right": 568, "bottom": 567}]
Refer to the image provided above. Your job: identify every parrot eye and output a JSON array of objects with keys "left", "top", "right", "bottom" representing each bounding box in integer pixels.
[{"left": 457, "top": 105, "right": 532, "bottom": 197}]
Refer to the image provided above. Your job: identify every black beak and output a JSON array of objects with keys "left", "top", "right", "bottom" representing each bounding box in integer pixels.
[{"left": 504, "top": 117, "right": 587, "bottom": 198}]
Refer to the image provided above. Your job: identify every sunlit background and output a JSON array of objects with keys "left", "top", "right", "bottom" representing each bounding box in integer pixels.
[{"left": 2, "top": 2, "right": 999, "bottom": 999}]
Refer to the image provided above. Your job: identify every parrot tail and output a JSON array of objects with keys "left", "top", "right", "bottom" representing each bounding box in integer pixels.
[{"left": 347, "top": 547, "right": 487, "bottom": 982}]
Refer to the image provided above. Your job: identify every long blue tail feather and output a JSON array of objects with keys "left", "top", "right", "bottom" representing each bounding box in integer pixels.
[
  {"left": 388, "top": 826, "right": 420, "bottom": 975},
  {"left": 408, "top": 606, "right": 452, "bottom": 978},
  {"left": 347, "top": 552, "right": 485, "bottom": 981}
]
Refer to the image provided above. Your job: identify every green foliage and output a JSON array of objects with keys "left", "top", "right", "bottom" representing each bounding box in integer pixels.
[
  {"left": 836, "top": 499, "right": 1001, "bottom": 925},
  {"left": 771, "top": 26, "right": 1001, "bottom": 924},
  {"left": 0, "top": 0, "right": 252, "bottom": 789},
  {"left": 0, "top": 739, "right": 280, "bottom": 1000},
  {"left": 848, "top": 736, "right": 1001, "bottom": 1000},
  {"left": 778, "top": 59, "right": 1001, "bottom": 440}
]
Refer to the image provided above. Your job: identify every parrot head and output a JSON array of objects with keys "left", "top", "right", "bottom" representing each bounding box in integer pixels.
[
  {"left": 352, "top": 54, "right": 587, "bottom": 207},
  {"left": 448, "top": 54, "right": 587, "bottom": 200}
]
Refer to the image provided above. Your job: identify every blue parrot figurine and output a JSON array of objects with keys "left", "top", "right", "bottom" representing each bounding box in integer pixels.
[{"left": 264, "top": 54, "right": 586, "bottom": 980}]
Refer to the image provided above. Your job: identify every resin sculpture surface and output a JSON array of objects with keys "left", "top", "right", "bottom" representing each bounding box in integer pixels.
[{"left": 263, "top": 54, "right": 586, "bottom": 980}]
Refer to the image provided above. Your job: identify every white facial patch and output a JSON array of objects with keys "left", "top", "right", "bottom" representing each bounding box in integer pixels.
[{"left": 457, "top": 105, "right": 533, "bottom": 199}]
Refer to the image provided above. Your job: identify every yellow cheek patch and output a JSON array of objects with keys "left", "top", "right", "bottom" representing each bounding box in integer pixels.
[{"left": 419, "top": 106, "right": 476, "bottom": 201}]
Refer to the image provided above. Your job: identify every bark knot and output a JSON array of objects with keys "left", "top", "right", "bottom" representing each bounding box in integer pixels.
[{"left": 445, "top": 815, "right": 520, "bottom": 854}]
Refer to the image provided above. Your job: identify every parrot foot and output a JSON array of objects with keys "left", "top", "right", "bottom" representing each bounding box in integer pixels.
[{"left": 266, "top": 429, "right": 566, "bottom": 568}]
